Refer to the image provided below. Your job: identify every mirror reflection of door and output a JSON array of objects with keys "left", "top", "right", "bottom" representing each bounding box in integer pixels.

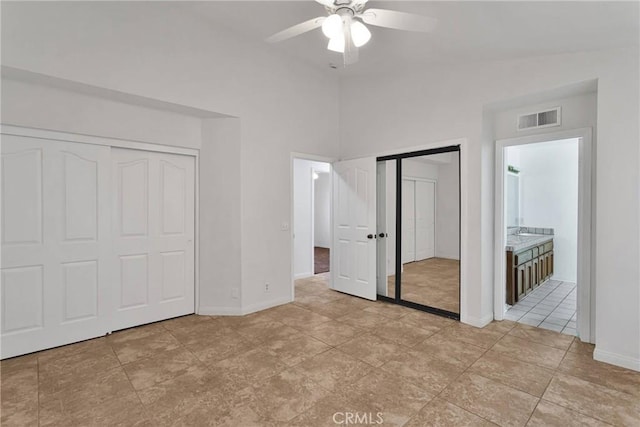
[{"left": 400, "top": 152, "right": 460, "bottom": 314}]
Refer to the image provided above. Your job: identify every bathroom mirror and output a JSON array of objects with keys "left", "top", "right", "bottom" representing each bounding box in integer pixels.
[{"left": 506, "top": 173, "right": 520, "bottom": 227}]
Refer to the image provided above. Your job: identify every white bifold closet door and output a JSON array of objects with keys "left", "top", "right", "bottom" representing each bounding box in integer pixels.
[
  {"left": 111, "top": 148, "right": 195, "bottom": 331},
  {"left": 1, "top": 136, "right": 195, "bottom": 359},
  {"left": 1, "top": 135, "right": 112, "bottom": 358},
  {"left": 402, "top": 179, "right": 435, "bottom": 264}
]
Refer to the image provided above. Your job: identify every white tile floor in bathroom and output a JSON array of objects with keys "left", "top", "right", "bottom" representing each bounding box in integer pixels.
[{"left": 504, "top": 279, "right": 577, "bottom": 336}]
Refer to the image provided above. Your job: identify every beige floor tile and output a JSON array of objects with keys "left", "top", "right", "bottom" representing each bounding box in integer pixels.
[
  {"left": 362, "top": 302, "right": 410, "bottom": 319},
  {"left": 558, "top": 350, "right": 640, "bottom": 397},
  {"left": 294, "top": 348, "right": 373, "bottom": 391},
  {"left": 302, "top": 320, "right": 364, "bottom": 346},
  {"left": 0, "top": 361, "right": 39, "bottom": 427},
  {"left": 123, "top": 346, "right": 203, "bottom": 390},
  {"left": 187, "top": 331, "right": 256, "bottom": 365},
  {"left": 337, "top": 333, "right": 410, "bottom": 368},
  {"left": 38, "top": 347, "right": 121, "bottom": 391},
  {"left": 373, "top": 318, "right": 440, "bottom": 347},
  {"left": 160, "top": 314, "right": 216, "bottom": 332},
  {"left": 437, "top": 323, "right": 504, "bottom": 349},
  {"left": 288, "top": 394, "right": 368, "bottom": 427},
  {"left": 337, "top": 310, "right": 391, "bottom": 330},
  {"left": 267, "top": 304, "right": 333, "bottom": 328},
  {"left": 414, "top": 331, "right": 487, "bottom": 368},
  {"left": 107, "top": 322, "right": 167, "bottom": 346},
  {"left": 247, "top": 369, "right": 330, "bottom": 422},
  {"left": 543, "top": 373, "right": 640, "bottom": 426},
  {"left": 40, "top": 389, "right": 148, "bottom": 427},
  {"left": 467, "top": 350, "right": 554, "bottom": 397},
  {"left": 36, "top": 336, "right": 111, "bottom": 364},
  {"left": 168, "top": 320, "right": 227, "bottom": 345},
  {"left": 405, "top": 398, "right": 495, "bottom": 427},
  {"left": 567, "top": 337, "right": 595, "bottom": 355},
  {"left": 234, "top": 319, "right": 292, "bottom": 343},
  {"left": 508, "top": 323, "right": 574, "bottom": 350},
  {"left": 380, "top": 349, "right": 465, "bottom": 394},
  {"left": 39, "top": 366, "right": 136, "bottom": 420},
  {"left": 215, "top": 310, "right": 276, "bottom": 329},
  {"left": 482, "top": 319, "right": 517, "bottom": 335},
  {"left": 399, "top": 309, "right": 457, "bottom": 330},
  {"left": 492, "top": 335, "right": 567, "bottom": 369},
  {"left": 260, "top": 330, "right": 332, "bottom": 367},
  {"left": 210, "top": 347, "right": 288, "bottom": 385},
  {"left": 304, "top": 300, "right": 364, "bottom": 319},
  {"left": 111, "top": 330, "right": 182, "bottom": 364},
  {"left": 339, "top": 370, "right": 434, "bottom": 418},
  {"left": 440, "top": 373, "right": 539, "bottom": 427},
  {"left": 527, "top": 400, "right": 612, "bottom": 426}
]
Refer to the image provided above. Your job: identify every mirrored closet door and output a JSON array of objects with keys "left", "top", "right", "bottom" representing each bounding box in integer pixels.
[{"left": 376, "top": 147, "right": 461, "bottom": 319}]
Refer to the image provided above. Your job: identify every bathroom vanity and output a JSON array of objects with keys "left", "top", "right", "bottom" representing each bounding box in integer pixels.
[{"left": 506, "top": 229, "right": 554, "bottom": 305}]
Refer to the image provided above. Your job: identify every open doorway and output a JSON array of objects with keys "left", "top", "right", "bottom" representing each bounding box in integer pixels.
[
  {"left": 495, "top": 129, "right": 593, "bottom": 342},
  {"left": 292, "top": 157, "right": 332, "bottom": 290},
  {"left": 503, "top": 139, "right": 579, "bottom": 335}
]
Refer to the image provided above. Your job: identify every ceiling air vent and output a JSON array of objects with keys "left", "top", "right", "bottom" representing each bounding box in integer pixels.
[{"left": 517, "top": 107, "right": 561, "bottom": 131}]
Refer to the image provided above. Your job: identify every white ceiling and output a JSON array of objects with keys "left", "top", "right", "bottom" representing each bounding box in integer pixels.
[{"left": 191, "top": 1, "right": 639, "bottom": 75}]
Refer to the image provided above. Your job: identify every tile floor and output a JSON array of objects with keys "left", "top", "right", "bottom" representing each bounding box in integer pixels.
[
  {"left": 505, "top": 280, "right": 577, "bottom": 336},
  {"left": 387, "top": 258, "right": 460, "bottom": 313},
  {"left": 2, "top": 274, "right": 639, "bottom": 426}
]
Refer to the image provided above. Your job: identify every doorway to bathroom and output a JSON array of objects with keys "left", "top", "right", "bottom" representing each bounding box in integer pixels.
[{"left": 495, "top": 129, "right": 593, "bottom": 342}]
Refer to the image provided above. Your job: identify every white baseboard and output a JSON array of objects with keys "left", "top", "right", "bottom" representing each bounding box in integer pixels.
[
  {"left": 241, "top": 296, "right": 292, "bottom": 315},
  {"left": 197, "top": 306, "right": 243, "bottom": 316},
  {"left": 198, "top": 296, "right": 292, "bottom": 317},
  {"left": 294, "top": 272, "right": 313, "bottom": 280},
  {"left": 594, "top": 348, "right": 640, "bottom": 372},
  {"left": 462, "top": 312, "right": 494, "bottom": 328}
]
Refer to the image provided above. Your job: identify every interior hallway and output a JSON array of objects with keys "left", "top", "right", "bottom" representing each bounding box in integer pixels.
[
  {"left": 2, "top": 274, "right": 639, "bottom": 426},
  {"left": 387, "top": 258, "right": 460, "bottom": 313}
]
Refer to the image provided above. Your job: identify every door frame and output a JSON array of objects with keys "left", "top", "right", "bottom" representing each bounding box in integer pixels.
[
  {"left": 290, "top": 152, "right": 336, "bottom": 301},
  {"left": 493, "top": 127, "right": 594, "bottom": 342},
  {"left": 0, "top": 124, "right": 201, "bottom": 314},
  {"left": 401, "top": 176, "right": 437, "bottom": 262}
]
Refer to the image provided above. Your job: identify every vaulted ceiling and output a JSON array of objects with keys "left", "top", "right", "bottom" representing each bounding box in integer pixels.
[{"left": 192, "top": 1, "right": 639, "bottom": 75}]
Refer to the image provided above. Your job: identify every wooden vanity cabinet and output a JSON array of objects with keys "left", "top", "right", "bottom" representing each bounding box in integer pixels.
[{"left": 506, "top": 239, "right": 554, "bottom": 305}]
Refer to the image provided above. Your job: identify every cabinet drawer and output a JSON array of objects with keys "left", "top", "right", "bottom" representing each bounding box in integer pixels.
[
  {"left": 543, "top": 241, "right": 554, "bottom": 253},
  {"left": 515, "top": 249, "right": 533, "bottom": 265}
]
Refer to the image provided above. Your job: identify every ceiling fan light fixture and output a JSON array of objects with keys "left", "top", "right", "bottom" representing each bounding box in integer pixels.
[
  {"left": 327, "top": 36, "right": 345, "bottom": 53},
  {"left": 350, "top": 21, "right": 371, "bottom": 47},
  {"left": 322, "top": 14, "right": 343, "bottom": 39}
]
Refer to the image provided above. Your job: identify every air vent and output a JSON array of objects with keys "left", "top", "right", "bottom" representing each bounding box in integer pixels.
[{"left": 517, "top": 107, "right": 561, "bottom": 131}]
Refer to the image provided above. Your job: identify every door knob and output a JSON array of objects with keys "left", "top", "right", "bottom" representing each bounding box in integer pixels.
[
  {"left": 378, "top": 233, "right": 387, "bottom": 238},
  {"left": 367, "top": 234, "right": 375, "bottom": 239}
]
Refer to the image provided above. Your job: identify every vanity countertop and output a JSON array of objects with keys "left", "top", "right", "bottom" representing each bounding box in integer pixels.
[{"left": 506, "top": 234, "right": 553, "bottom": 252}]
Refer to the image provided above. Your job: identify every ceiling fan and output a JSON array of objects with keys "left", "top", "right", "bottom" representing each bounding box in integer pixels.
[{"left": 266, "top": 0, "right": 437, "bottom": 66}]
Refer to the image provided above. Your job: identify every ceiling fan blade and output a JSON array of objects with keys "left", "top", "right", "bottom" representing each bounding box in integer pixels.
[
  {"left": 343, "top": 18, "right": 359, "bottom": 65},
  {"left": 266, "top": 17, "right": 326, "bottom": 43},
  {"left": 315, "top": 0, "right": 335, "bottom": 7},
  {"left": 358, "top": 8, "right": 437, "bottom": 32}
]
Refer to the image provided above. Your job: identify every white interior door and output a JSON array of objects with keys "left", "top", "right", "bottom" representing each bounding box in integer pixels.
[
  {"left": 111, "top": 148, "right": 195, "bottom": 331},
  {"left": 332, "top": 157, "right": 377, "bottom": 300},
  {"left": 1, "top": 135, "right": 111, "bottom": 358},
  {"left": 415, "top": 180, "right": 435, "bottom": 261},
  {"left": 402, "top": 179, "right": 416, "bottom": 263}
]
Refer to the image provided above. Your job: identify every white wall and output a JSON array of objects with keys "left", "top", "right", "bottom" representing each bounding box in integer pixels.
[
  {"left": 1, "top": 1, "right": 340, "bottom": 316},
  {"left": 340, "top": 47, "right": 639, "bottom": 369},
  {"left": 314, "top": 172, "right": 331, "bottom": 248},
  {"left": 1, "top": 78, "right": 204, "bottom": 148},
  {"left": 293, "top": 159, "right": 330, "bottom": 279},
  {"left": 508, "top": 140, "right": 579, "bottom": 282}
]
